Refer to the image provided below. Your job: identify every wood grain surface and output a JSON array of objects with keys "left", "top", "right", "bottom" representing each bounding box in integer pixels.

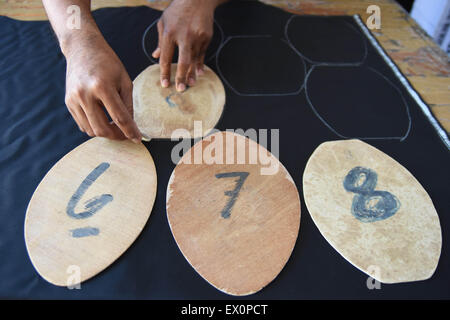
[
  {"left": 25, "top": 138, "right": 157, "bottom": 286},
  {"left": 303, "top": 139, "right": 441, "bottom": 283},
  {"left": 166, "top": 131, "right": 301, "bottom": 295},
  {"left": 1, "top": 0, "right": 448, "bottom": 131},
  {"left": 133, "top": 64, "right": 225, "bottom": 140}
]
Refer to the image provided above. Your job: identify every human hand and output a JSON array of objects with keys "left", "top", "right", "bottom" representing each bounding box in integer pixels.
[
  {"left": 152, "top": 0, "right": 223, "bottom": 92},
  {"left": 64, "top": 34, "right": 142, "bottom": 142}
]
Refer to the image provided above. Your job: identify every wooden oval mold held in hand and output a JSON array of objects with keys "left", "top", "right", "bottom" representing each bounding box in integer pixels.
[
  {"left": 25, "top": 138, "right": 157, "bottom": 286},
  {"left": 133, "top": 63, "right": 225, "bottom": 140},
  {"left": 166, "top": 131, "right": 301, "bottom": 295},
  {"left": 303, "top": 139, "right": 442, "bottom": 283}
]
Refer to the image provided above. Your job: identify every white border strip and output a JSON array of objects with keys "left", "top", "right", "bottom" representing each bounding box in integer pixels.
[{"left": 353, "top": 14, "right": 450, "bottom": 149}]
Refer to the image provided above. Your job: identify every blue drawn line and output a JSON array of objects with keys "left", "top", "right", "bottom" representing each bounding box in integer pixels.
[
  {"left": 66, "top": 162, "right": 113, "bottom": 238},
  {"left": 66, "top": 162, "right": 113, "bottom": 220},
  {"left": 66, "top": 162, "right": 113, "bottom": 219},
  {"left": 70, "top": 227, "right": 100, "bottom": 238},
  {"left": 165, "top": 93, "right": 177, "bottom": 107},
  {"left": 165, "top": 86, "right": 190, "bottom": 108},
  {"left": 343, "top": 166, "right": 378, "bottom": 194},
  {"left": 216, "top": 171, "right": 249, "bottom": 219},
  {"left": 343, "top": 166, "right": 400, "bottom": 223}
]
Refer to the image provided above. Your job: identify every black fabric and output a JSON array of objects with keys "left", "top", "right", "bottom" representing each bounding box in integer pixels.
[
  {"left": 217, "top": 36, "right": 306, "bottom": 95},
  {"left": 286, "top": 15, "right": 367, "bottom": 64},
  {"left": 0, "top": 1, "right": 449, "bottom": 299},
  {"left": 306, "top": 66, "right": 411, "bottom": 139}
]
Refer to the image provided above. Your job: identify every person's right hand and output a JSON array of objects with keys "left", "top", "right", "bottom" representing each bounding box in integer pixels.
[
  {"left": 152, "top": 0, "right": 219, "bottom": 92},
  {"left": 64, "top": 34, "right": 142, "bottom": 143}
]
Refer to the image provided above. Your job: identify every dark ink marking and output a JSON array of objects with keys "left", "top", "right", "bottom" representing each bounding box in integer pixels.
[
  {"left": 70, "top": 227, "right": 100, "bottom": 238},
  {"left": 343, "top": 167, "right": 378, "bottom": 193},
  {"left": 165, "top": 86, "right": 189, "bottom": 108},
  {"left": 66, "top": 162, "right": 113, "bottom": 220},
  {"left": 343, "top": 166, "right": 400, "bottom": 223},
  {"left": 216, "top": 171, "right": 249, "bottom": 219},
  {"left": 165, "top": 93, "right": 177, "bottom": 107}
]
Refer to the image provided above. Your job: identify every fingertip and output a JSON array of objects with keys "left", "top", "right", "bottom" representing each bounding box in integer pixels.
[
  {"left": 161, "top": 78, "right": 170, "bottom": 88},
  {"left": 135, "top": 133, "right": 142, "bottom": 142},
  {"left": 152, "top": 47, "right": 161, "bottom": 58},
  {"left": 188, "top": 77, "right": 196, "bottom": 86},
  {"left": 176, "top": 82, "right": 186, "bottom": 92}
]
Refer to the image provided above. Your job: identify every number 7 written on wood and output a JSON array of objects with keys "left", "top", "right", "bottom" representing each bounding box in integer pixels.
[{"left": 215, "top": 171, "right": 250, "bottom": 219}]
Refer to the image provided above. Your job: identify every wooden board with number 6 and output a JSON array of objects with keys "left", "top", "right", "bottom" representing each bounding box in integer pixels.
[{"left": 24, "top": 138, "right": 157, "bottom": 286}]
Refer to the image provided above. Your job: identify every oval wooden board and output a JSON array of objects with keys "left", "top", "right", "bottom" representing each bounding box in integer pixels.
[
  {"left": 133, "top": 63, "right": 225, "bottom": 139},
  {"left": 166, "top": 131, "right": 301, "bottom": 295},
  {"left": 303, "top": 139, "right": 442, "bottom": 283},
  {"left": 25, "top": 138, "right": 157, "bottom": 286}
]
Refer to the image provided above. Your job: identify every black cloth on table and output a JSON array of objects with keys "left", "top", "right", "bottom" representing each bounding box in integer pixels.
[{"left": 0, "top": 1, "right": 449, "bottom": 299}]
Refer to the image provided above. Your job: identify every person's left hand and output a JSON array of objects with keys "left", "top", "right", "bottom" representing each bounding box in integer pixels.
[{"left": 152, "top": 0, "right": 222, "bottom": 92}]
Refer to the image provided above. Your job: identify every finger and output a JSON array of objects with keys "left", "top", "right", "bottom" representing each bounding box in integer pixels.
[
  {"left": 80, "top": 97, "right": 124, "bottom": 140},
  {"left": 105, "top": 121, "right": 129, "bottom": 141},
  {"left": 197, "top": 41, "right": 209, "bottom": 75},
  {"left": 197, "top": 52, "right": 206, "bottom": 76},
  {"left": 66, "top": 105, "right": 84, "bottom": 132},
  {"left": 158, "top": 20, "right": 175, "bottom": 88},
  {"left": 153, "top": 20, "right": 162, "bottom": 59},
  {"left": 175, "top": 44, "right": 193, "bottom": 92},
  {"left": 119, "top": 75, "right": 134, "bottom": 116},
  {"left": 99, "top": 89, "right": 142, "bottom": 143},
  {"left": 118, "top": 76, "right": 139, "bottom": 140},
  {"left": 73, "top": 104, "right": 95, "bottom": 137},
  {"left": 159, "top": 41, "right": 175, "bottom": 88},
  {"left": 152, "top": 21, "right": 162, "bottom": 59},
  {"left": 152, "top": 47, "right": 161, "bottom": 59},
  {"left": 187, "top": 64, "right": 196, "bottom": 87},
  {"left": 65, "top": 96, "right": 85, "bottom": 132},
  {"left": 187, "top": 45, "right": 201, "bottom": 86},
  {"left": 197, "top": 56, "right": 205, "bottom": 75}
]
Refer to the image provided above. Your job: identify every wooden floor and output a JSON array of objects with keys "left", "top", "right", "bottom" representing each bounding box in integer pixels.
[{"left": 1, "top": 0, "right": 449, "bottom": 132}]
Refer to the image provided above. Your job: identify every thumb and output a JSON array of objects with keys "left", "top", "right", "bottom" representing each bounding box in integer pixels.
[{"left": 153, "top": 19, "right": 164, "bottom": 59}]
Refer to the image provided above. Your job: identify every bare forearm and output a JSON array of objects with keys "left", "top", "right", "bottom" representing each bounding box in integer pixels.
[{"left": 42, "top": 0, "right": 105, "bottom": 57}]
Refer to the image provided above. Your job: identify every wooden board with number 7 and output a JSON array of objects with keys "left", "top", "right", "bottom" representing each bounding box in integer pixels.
[{"left": 166, "top": 131, "right": 301, "bottom": 296}]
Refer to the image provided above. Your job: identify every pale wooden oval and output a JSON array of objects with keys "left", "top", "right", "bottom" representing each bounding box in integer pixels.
[
  {"left": 133, "top": 64, "right": 225, "bottom": 139},
  {"left": 25, "top": 138, "right": 157, "bottom": 286},
  {"left": 303, "top": 139, "right": 442, "bottom": 283},
  {"left": 166, "top": 131, "right": 301, "bottom": 295}
]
